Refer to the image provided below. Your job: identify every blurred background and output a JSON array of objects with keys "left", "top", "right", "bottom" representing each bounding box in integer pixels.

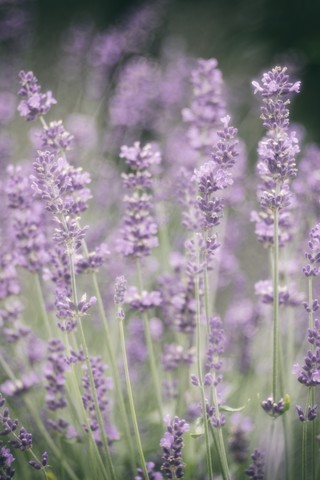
[{"left": 1, "top": 0, "right": 320, "bottom": 144}]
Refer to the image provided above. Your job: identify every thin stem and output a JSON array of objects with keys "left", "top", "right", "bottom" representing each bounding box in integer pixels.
[
  {"left": 119, "top": 311, "right": 149, "bottom": 480},
  {"left": 0, "top": 352, "right": 79, "bottom": 480},
  {"left": 69, "top": 255, "right": 116, "bottom": 480},
  {"left": 34, "top": 273, "right": 53, "bottom": 338},
  {"left": 272, "top": 202, "right": 280, "bottom": 401},
  {"left": 136, "top": 259, "right": 163, "bottom": 421},
  {"left": 194, "top": 234, "right": 214, "bottom": 480},
  {"left": 82, "top": 241, "right": 136, "bottom": 472}
]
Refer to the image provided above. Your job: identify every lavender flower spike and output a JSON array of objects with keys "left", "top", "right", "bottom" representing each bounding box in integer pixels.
[
  {"left": 17, "top": 70, "right": 56, "bottom": 121},
  {"left": 160, "top": 415, "right": 189, "bottom": 479},
  {"left": 245, "top": 449, "right": 265, "bottom": 479},
  {"left": 118, "top": 141, "right": 160, "bottom": 258}
]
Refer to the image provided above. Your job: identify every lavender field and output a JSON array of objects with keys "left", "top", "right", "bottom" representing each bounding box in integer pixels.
[{"left": 0, "top": 1, "right": 319, "bottom": 479}]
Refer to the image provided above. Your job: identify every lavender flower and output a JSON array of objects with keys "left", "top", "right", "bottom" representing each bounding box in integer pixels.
[
  {"left": 160, "top": 415, "right": 189, "bottom": 479},
  {"left": 251, "top": 66, "right": 300, "bottom": 248},
  {"left": 5, "top": 165, "right": 50, "bottom": 273},
  {"left": 255, "top": 280, "right": 303, "bottom": 307},
  {"left": 261, "top": 396, "right": 289, "bottom": 418},
  {"left": 82, "top": 356, "right": 118, "bottom": 446},
  {"left": 303, "top": 223, "right": 320, "bottom": 277},
  {"left": 17, "top": 70, "right": 56, "bottom": 121},
  {"left": 190, "top": 116, "right": 239, "bottom": 270},
  {"left": 28, "top": 451, "right": 49, "bottom": 470},
  {"left": 228, "top": 414, "right": 252, "bottom": 464},
  {"left": 0, "top": 445, "right": 15, "bottom": 479},
  {"left": 40, "top": 120, "right": 74, "bottom": 152},
  {"left": 135, "top": 462, "right": 163, "bottom": 480},
  {"left": 44, "top": 339, "right": 68, "bottom": 412},
  {"left": 125, "top": 286, "right": 162, "bottom": 312},
  {"left": 118, "top": 142, "right": 160, "bottom": 258},
  {"left": 245, "top": 449, "right": 265, "bottom": 479},
  {"left": 296, "top": 404, "right": 317, "bottom": 422},
  {"left": 182, "top": 58, "right": 226, "bottom": 156},
  {"left": 113, "top": 275, "right": 127, "bottom": 306},
  {"left": 161, "top": 344, "right": 195, "bottom": 371}
]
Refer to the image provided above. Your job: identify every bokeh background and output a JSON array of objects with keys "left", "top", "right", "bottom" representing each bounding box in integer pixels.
[{"left": 2, "top": 0, "right": 320, "bottom": 144}]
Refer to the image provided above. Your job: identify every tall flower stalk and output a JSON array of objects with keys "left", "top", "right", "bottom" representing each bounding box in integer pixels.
[
  {"left": 252, "top": 66, "right": 300, "bottom": 405},
  {"left": 114, "top": 276, "right": 150, "bottom": 480},
  {"left": 295, "top": 223, "right": 320, "bottom": 480},
  {"left": 118, "top": 141, "right": 163, "bottom": 420}
]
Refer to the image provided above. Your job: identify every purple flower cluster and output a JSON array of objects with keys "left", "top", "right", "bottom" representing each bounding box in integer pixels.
[
  {"left": 125, "top": 286, "right": 162, "bottom": 312},
  {"left": 193, "top": 116, "right": 239, "bottom": 232},
  {"left": 245, "top": 449, "right": 265, "bottom": 479},
  {"left": 17, "top": 70, "right": 56, "bottom": 121},
  {"left": 0, "top": 395, "right": 48, "bottom": 475},
  {"left": 160, "top": 415, "right": 189, "bottom": 479},
  {"left": 55, "top": 292, "right": 96, "bottom": 332},
  {"left": 159, "top": 254, "right": 196, "bottom": 333},
  {"left": 82, "top": 356, "right": 118, "bottom": 446},
  {"left": 118, "top": 142, "right": 160, "bottom": 258},
  {"left": 261, "top": 397, "right": 287, "bottom": 418},
  {"left": 135, "top": 462, "right": 163, "bottom": 480},
  {"left": 296, "top": 404, "right": 317, "bottom": 423},
  {"left": 31, "top": 151, "right": 91, "bottom": 253},
  {"left": 303, "top": 223, "right": 320, "bottom": 277},
  {"left": 161, "top": 344, "right": 195, "bottom": 371},
  {"left": 254, "top": 280, "right": 302, "bottom": 307},
  {"left": 251, "top": 66, "right": 300, "bottom": 247},
  {"left": 5, "top": 165, "right": 50, "bottom": 273},
  {"left": 182, "top": 58, "right": 226, "bottom": 156},
  {"left": 294, "top": 346, "right": 320, "bottom": 387},
  {"left": 41, "top": 120, "right": 74, "bottom": 153},
  {"left": 44, "top": 339, "right": 68, "bottom": 412},
  {"left": 0, "top": 444, "right": 15, "bottom": 479}
]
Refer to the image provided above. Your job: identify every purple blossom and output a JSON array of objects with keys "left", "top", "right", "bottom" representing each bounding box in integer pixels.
[
  {"left": 44, "top": 339, "right": 68, "bottom": 412},
  {"left": 0, "top": 445, "right": 15, "bottom": 479},
  {"left": 75, "top": 243, "right": 110, "bottom": 274},
  {"left": 118, "top": 142, "right": 160, "bottom": 258},
  {"left": 55, "top": 292, "right": 96, "bottom": 333},
  {"left": 31, "top": 150, "right": 91, "bottom": 253},
  {"left": 251, "top": 66, "right": 300, "bottom": 248},
  {"left": 113, "top": 275, "right": 127, "bottom": 306},
  {"left": 17, "top": 70, "right": 56, "bottom": 121},
  {"left": 295, "top": 349, "right": 320, "bottom": 387},
  {"left": 182, "top": 58, "right": 226, "bottom": 156},
  {"left": 158, "top": 266, "right": 196, "bottom": 333},
  {"left": 161, "top": 344, "right": 195, "bottom": 371},
  {"left": 28, "top": 451, "right": 49, "bottom": 470},
  {"left": 82, "top": 356, "right": 118, "bottom": 446},
  {"left": 261, "top": 397, "right": 287, "bottom": 418},
  {"left": 40, "top": 120, "right": 74, "bottom": 152},
  {"left": 303, "top": 223, "right": 320, "bottom": 276},
  {"left": 296, "top": 404, "right": 317, "bottom": 422},
  {"left": 160, "top": 415, "right": 189, "bottom": 479},
  {"left": 245, "top": 449, "right": 265, "bottom": 479},
  {"left": 0, "top": 372, "right": 39, "bottom": 398},
  {"left": 125, "top": 286, "right": 162, "bottom": 312},
  {"left": 135, "top": 462, "right": 163, "bottom": 480},
  {"left": 228, "top": 414, "right": 252, "bottom": 464},
  {"left": 5, "top": 165, "right": 51, "bottom": 273},
  {"left": 254, "top": 280, "right": 303, "bottom": 307}
]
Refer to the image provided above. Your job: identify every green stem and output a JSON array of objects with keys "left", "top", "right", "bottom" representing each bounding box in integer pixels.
[
  {"left": 0, "top": 352, "right": 79, "bottom": 480},
  {"left": 69, "top": 255, "right": 116, "bottom": 480},
  {"left": 273, "top": 203, "right": 280, "bottom": 401},
  {"left": 34, "top": 273, "right": 54, "bottom": 338},
  {"left": 136, "top": 259, "right": 163, "bottom": 421},
  {"left": 82, "top": 242, "right": 136, "bottom": 472},
  {"left": 194, "top": 234, "right": 214, "bottom": 480},
  {"left": 119, "top": 311, "right": 149, "bottom": 480}
]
